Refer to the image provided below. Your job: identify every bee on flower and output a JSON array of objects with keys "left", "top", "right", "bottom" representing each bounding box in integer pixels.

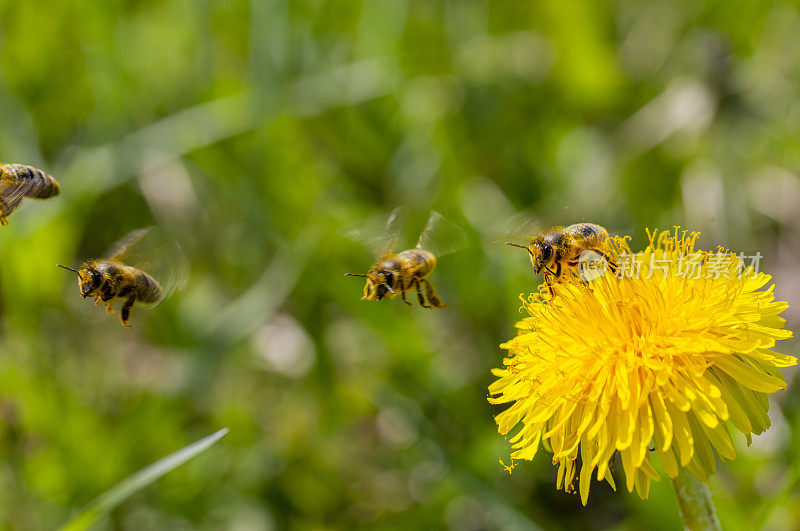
[{"left": 489, "top": 228, "right": 796, "bottom": 505}]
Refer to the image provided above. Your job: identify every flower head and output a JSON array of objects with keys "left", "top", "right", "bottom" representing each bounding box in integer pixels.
[{"left": 489, "top": 228, "right": 796, "bottom": 504}]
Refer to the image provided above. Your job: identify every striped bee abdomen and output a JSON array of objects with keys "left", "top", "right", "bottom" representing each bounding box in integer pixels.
[
  {"left": 133, "top": 270, "right": 163, "bottom": 304},
  {"left": 3, "top": 164, "right": 60, "bottom": 199}
]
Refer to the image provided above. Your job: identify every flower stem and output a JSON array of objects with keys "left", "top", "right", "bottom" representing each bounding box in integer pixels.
[{"left": 671, "top": 469, "right": 721, "bottom": 531}]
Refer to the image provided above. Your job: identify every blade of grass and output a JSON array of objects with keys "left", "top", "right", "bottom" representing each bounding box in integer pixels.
[{"left": 60, "top": 428, "right": 229, "bottom": 531}]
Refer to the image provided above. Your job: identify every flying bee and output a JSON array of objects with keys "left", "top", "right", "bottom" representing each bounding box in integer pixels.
[
  {"left": 57, "top": 261, "right": 161, "bottom": 328},
  {"left": 346, "top": 209, "right": 466, "bottom": 308},
  {"left": 57, "top": 228, "right": 187, "bottom": 328},
  {"left": 0, "top": 163, "right": 60, "bottom": 225},
  {"left": 506, "top": 223, "right": 617, "bottom": 295}
]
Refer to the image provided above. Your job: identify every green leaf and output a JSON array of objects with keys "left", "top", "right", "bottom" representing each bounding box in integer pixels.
[{"left": 60, "top": 428, "right": 229, "bottom": 531}]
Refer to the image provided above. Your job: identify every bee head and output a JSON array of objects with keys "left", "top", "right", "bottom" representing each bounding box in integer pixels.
[
  {"left": 372, "top": 271, "right": 396, "bottom": 301},
  {"left": 362, "top": 268, "right": 396, "bottom": 301},
  {"left": 505, "top": 239, "right": 553, "bottom": 275},
  {"left": 531, "top": 241, "right": 554, "bottom": 275},
  {"left": 79, "top": 267, "right": 104, "bottom": 298},
  {"left": 346, "top": 268, "right": 396, "bottom": 302},
  {"left": 57, "top": 263, "right": 103, "bottom": 298}
]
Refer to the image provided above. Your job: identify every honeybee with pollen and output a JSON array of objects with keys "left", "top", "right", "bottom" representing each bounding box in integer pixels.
[
  {"left": 346, "top": 209, "right": 466, "bottom": 308},
  {"left": 506, "top": 223, "right": 617, "bottom": 296},
  {"left": 0, "top": 163, "right": 60, "bottom": 225},
  {"left": 57, "top": 228, "right": 187, "bottom": 328}
]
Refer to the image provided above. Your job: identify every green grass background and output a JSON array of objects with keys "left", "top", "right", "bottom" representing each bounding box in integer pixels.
[{"left": 0, "top": 0, "right": 798, "bottom": 528}]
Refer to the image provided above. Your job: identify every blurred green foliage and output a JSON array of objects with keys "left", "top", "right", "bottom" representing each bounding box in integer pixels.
[{"left": 0, "top": 0, "right": 798, "bottom": 529}]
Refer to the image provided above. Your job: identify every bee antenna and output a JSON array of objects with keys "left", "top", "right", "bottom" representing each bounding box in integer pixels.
[
  {"left": 345, "top": 273, "right": 368, "bottom": 278},
  {"left": 505, "top": 242, "right": 533, "bottom": 256},
  {"left": 56, "top": 264, "right": 79, "bottom": 274}
]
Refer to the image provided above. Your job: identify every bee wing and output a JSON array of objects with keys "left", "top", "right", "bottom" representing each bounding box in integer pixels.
[
  {"left": 137, "top": 241, "right": 189, "bottom": 307},
  {"left": 346, "top": 206, "right": 406, "bottom": 257},
  {"left": 0, "top": 164, "right": 45, "bottom": 211},
  {"left": 104, "top": 227, "right": 188, "bottom": 306},
  {"left": 488, "top": 211, "right": 543, "bottom": 247},
  {"left": 415, "top": 211, "right": 467, "bottom": 257},
  {"left": 0, "top": 180, "right": 27, "bottom": 209},
  {"left": 107, "top": 227, "right": 154, "bottom": 261}
]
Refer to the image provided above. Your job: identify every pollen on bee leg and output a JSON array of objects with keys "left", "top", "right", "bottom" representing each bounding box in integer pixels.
[{"left": 0, "top": 198, "right": 9, "bottom": 224}]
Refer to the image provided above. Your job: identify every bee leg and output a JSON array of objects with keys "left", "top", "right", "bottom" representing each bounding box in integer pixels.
[
  {"left": 0, "top": 197, "right": 9, "bottom": 225},
  {"left": 567, "top": 259, "right": 591, "bottom": 284},
  {"left": 543, "top": 274, "right": 556, "bottom": 300},
  {"left": 422, "top": 278, "right": 448, "bottom": 308},
  {"left": 412, "top": 278, "right": 431, "bottom": 308},
  {"left": 601, "top": 252, "right": 618, "bottom": 274},
  {"left": 120, "top": 296, "right": 136, "bottom": 328},
  {"left": 399, "top": 277, "right": 412, "bottom": 306},
  {"left": 94, "top": 296, "right": 102, "bottom": 307},
  {"left": 100, "top": 291, "right": 115, "bottom": 313},
  {"left": 590, "top": 249, "right": 618, "bottom": 274}
]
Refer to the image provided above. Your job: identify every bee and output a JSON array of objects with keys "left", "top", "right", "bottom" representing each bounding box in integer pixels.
[
  {"left": 506, "top": 223, "right": 616, "bottom": 294},
  {"left": 0, "top": 164, "right": 60, "bottom": 225},
  {"left": 57, "top": 228, "right": 186, "bottom": 328},
  {"left": 346, "top": 210, "right": 465, "bottom": 308}
]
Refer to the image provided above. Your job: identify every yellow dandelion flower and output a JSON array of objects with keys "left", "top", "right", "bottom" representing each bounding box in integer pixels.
[{"left": 489, "top": 228, "right": 796, "bottom": 505}]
